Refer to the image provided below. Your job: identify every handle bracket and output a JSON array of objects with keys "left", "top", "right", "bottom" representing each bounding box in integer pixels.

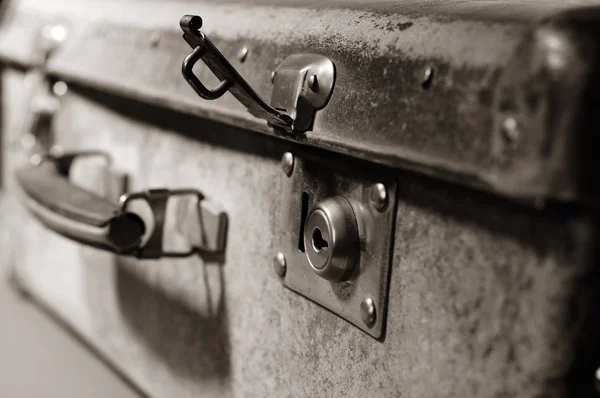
[{"left": 120, "top": 188, "right": 205, "bottom": 259}]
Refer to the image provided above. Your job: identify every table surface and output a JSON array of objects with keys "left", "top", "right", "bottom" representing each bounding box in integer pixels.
[{"left": 0, "top": 275, "right": 143, "bottom": 398}]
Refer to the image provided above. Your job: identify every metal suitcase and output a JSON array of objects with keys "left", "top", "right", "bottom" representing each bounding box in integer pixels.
[{"left": 1, "top": 0, "right": 599, "bottom": 396}]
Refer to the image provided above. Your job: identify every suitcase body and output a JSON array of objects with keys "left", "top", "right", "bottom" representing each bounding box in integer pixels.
[{"left": 1, "top": 1, "right": 599, "bottom": 397}]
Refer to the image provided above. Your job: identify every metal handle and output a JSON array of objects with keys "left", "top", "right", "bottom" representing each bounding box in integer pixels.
[
  {"left": 16, "top": 152, "right": 223, "bottom": 259},
  {"left": 16, "top": 153, "right": 145, "bottom": 254}
]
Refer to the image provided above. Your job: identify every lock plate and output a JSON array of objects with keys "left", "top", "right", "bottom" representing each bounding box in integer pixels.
[{"left": 279, "top": 154, "right": 397, "bottom": 338}]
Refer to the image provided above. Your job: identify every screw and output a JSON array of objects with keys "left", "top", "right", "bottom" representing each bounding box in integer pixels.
[
  {"left": 308, "top": 74, "right": 318, "bottom": 91},
  {"left": 502, "top": 117, "right": 520, "bottom": 142},
  {"left": 274, "top": 252, "right": 286, "bottom": 278},
  {"left": 52, "top": 81, "right": 68, "bottom": 97},
  {"left": 281, "top": 152, "right": 294, "bottom": 177},
  {"left": 595, "top": 367, "right": 600, "bottom": 393},
  {"left": 422, "top": 66, "right": 434, "bottom": 89},
  {"left": 360, "top": 297, "right": 376, "bottom": 327},
  {"left": 149, "top": 32, "right": 160, "bottom": 47},
  {"left": 238, "top": 47, "right": 248, "bottom": 63},
  {"left": 370, "top": 183, "right": 388, "bottom": 211},
  {"left": 270, "top": 70, "right": 276, "bottom": 83}
]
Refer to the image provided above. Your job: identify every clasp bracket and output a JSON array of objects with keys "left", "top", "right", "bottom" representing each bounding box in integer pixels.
[
  {"left": 120, "top": 188, "right": 228, "bottom": 259},
  {"left": 271, "top": 54, "right": 335, "bottom": 133}
]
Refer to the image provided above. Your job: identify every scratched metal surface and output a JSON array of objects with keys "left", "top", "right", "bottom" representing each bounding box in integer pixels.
[
  {"left": 3, "top": 66, "right": 600, "bottom": 397},
  {"left": 1, "top": 0, "right": 600, "bottom": 202}
]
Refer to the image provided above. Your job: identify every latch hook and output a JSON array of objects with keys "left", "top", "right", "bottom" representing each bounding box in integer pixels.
[
  {"left": 182, "top": 46, "right": 232, "bottom": 100},
  {"left": 180, "top": 15, "right": 293, "bottom": 130},
  {"left": 180, "top": 15, "right": 335, "bottom": 134}
]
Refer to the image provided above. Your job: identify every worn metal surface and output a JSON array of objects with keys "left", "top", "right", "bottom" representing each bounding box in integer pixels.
[
  {"left": 2, "top": 67, "right": 600, "bottom": 396},
  {"left": 1, "top": 0, "right": 600, "bottom": 201},
  {"left": 2, "top": 1, "right": 600, "bottom": 397}
]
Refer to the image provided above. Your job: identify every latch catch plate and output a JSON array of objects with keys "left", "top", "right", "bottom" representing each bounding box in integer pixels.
[{"left": 271, "top": 54, "right": 335, "bottom": 133}]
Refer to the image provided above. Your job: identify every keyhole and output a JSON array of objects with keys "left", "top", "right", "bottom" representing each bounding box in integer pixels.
[{"left": 312, "top": 228, "right": 329, "bottom": 252}]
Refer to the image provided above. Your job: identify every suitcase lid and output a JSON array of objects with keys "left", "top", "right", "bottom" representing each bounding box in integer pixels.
[{"left": 1, "top": 0, "right": 599, "bottom": 205}]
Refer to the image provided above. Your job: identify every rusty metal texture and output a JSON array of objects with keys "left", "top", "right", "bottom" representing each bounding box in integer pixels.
[{"left": 1, "top": 0, "right": 600, "bottom": 203}]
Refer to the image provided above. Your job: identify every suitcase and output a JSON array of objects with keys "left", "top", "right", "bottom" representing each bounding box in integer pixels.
[{"left": 1, "top": 0, "right": 599, "bottom": 396}]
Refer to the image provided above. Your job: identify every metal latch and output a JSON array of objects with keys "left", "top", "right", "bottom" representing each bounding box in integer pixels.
[{"left": 179, "top": 15, "right": 336, "bottom": 133}]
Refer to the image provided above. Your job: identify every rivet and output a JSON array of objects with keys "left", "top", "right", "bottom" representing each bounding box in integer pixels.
[
  {"left": 149, "top": 32, "right": 161, "bottom": 47},
  {"left": 422, "top": 66, "right": 434, "bottom": 89},
  {"left": 270, "top": 70, "right": 276, "bottom": 83},
  {"left": 274, "top": 252, "right": 286, "bottom": 278},
  {"left": 281, "top": 152, "right": 294, "bottom": 177},
  {"left": 42, "top": 24, "right": 68, "bottom": 44},
  {"left": 20, "top": 133, "right": 36, "bottom": 150},
  {"left": 308, "top": 74, "right": 318, "bottom": 91},
  {"left": 370, "top": 183, "right": 388, "bottom": 211},
  {"left": 52, "top": 81, "right": 68, "bottom": 97},
  {"left": 502, "top": 117, "right": 521, "bottom": 142},
  {"left": 360, "top": 297, "right": 376, "bottom": 327},
  {"left": 238, "top": 47, "right": 248, "bottom": 63},
  {"left": 30, "top": 153, "right": 42, "bottom": 166}
]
